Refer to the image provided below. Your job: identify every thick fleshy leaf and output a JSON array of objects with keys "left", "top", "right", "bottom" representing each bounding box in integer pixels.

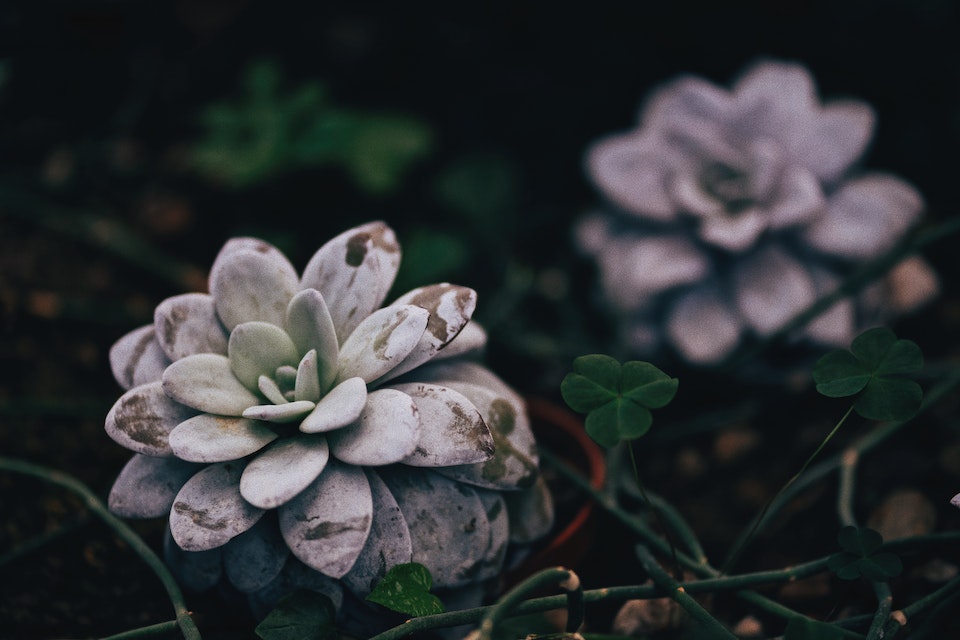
[
  {"left": 586, "top": 133, "right": 679, "bottom": 220},
  {"left": 430, "top": 321, "right": 487, "bottom": 361},
  {"left": 278, "top": 460, "right": 373, "bottom": 578},
  {"left": 295, "top": 350, "right": 321, "bottom": 402},
  {"left": 240, "top": 435, "right": 330, "bottom": 509},
  {"left": 109, "top": 325, "right": 171, "bottom": 390},
  {"left": 503, "top": 474, "right": 555, "bottom": 543},
  {"left": 223, "top": 516, "right": 290, "bottom": 593},
  {"left": 168, "top": 414, "right": 277, "bottom": 462},
  {"left": 228, "top": 321, "right": 300, "bottom": 391},
  {"left": 154, "top": 293, "right": 229, "bottom": 361},
  {"left": 379, "top": 467, "right": 491, "bottom": 589},
  {"left": 406, "top": 361, "right": 524, "bottom": 408},
  {"left": 247, "top": 559, "right": 344, "bottom": 621},
  {"left": 804, "top": 174, "right": 922, "bottom": 260},
  {"left": 242, "top": 400, "right": 316, "bottom": 423},
  {"left": 105, "top": 381, "right": 196, "bottom": 457},
  {"left": 327, "top": 388, "right": 420, "bottom": 466},
  {"left": 389, "top": 383, "right": 493, "bottom": 467},
  {"left": 300, "top": 377, "right": 367, "bottom": 433},
  {"left": 108, "top": 454, "right": 202, "bottom": 518},
  {"left": 374, "top": 284, "right": 477, "bottom": 383},
  {"left": 170, "top": 462, "right": 266, "bottom": 551},
  {"left": 286, "top": 289, "right": 339, "bottom": 392},
  {"left": 474, "top": 490, "right": 510, "bottom": 581},
  {"left": 341, "top": 469, "right": 413, "bottom": 597},
  {"left": 432, "top": 382, "right": 539, "bottom": 490},
  {"left": 164, "top": 527, "right": 222, "bottom": 592},
  {"left": 209, "top": 244, "right": 299, "bottom": 331},
  {"left": 734, "top": 245, "right": 816, "bottom": 336},
  {"left": 300, "top": 221, "right": 402, "bottom": 343},
  {"left": 162, "top": 353, "right": 261, "bottom": 415},
  {"left": 258, "top": 375, "right": 289, "bottom": 405},
  {"left": 336, "top": 305, "right": 429, "bottom": 384},
  {"left": 666, "top": 286, "right": 742, "bottom": 364}
]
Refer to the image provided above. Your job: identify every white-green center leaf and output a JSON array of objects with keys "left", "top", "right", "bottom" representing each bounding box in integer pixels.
[
  {"left": 162, "top": 354, "right": 260, "bottom": 416},
  {"left": 300, "top": 376, "right": 367, "bottom": 433},
  {"left": 228, "top": 322, "right": 300, "bottom": 391},
  {"left": 243, "top": 400, "right": 316, "bottom": 423},
  {"left": 286, "top": 289, "right": 339, "bottom": 392}
]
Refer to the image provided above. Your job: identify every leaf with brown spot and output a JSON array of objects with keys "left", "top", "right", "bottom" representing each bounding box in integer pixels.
[
  {"left": 105, "top": 381, "right": 196, "bottom": 457},
  {"left": 300, "top": 222, "right": 402, "bottom": 343},
  {"left": 170, "top": 462, "right": 266, "bottom": 551}
]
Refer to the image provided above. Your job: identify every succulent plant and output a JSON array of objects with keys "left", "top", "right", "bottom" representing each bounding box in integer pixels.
[
  {"left": 577, "top": 60, "right": 938, "bottom": 365},
  {"left": 104, "top": 221, "right": 553, "bottom": 618}
]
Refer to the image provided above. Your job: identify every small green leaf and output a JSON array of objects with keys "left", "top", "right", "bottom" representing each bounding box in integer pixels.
[
  {"left": 813, "top": 327, "right": 923, "bottom": 421},
  {"left": 813, "top": 350, "right": 871, "bottom": 397},
  {"left": 562, "top": 355, "right": 677, "bottom": 448},
  {"left": 572, "top": 354, "right": 622, "bottom": 391},
  {"left": 560, "top": 372, "right": 617, "bottom": 413},
  {"left": 255, "top": 589, "right": 336, "bottom": 640},
  {"left": 828, "top": 526, "right": 902, "bottom": 581},
  {"left": 367, "top": 562, "right": 445, "bottom": 617},
  {"left": 784, "top": 616, "right": 846, "bottom": 640}
]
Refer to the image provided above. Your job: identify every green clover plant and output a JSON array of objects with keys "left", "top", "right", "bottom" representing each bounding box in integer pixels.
[
  {"left": 255, "top": 589, "right": 336, "bottom": 640},
  {"left": 813, "top": 327, "right": 923, "bottom": 421},
  {"left": 367, "top": 562, "right": 445, "bottom": 618},
  {"left": 828, "top": 526, "right": 903, "bottom": 581},
  {"left": 560, "top": 355, "right": 678, "bottom": 448}
]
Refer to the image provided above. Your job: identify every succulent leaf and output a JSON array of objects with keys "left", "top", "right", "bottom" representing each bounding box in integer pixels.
[
  {"left": 327, "top": 388, "right": 420, "bottom": 465},
  {"left": 240, "top": 435, "right": 331, "bottom": 509}
]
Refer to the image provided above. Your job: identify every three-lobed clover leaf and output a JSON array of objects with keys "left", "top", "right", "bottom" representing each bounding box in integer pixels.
[
  {"left": 813, "top": 327, "right": 923, "bottom": 421},
  {"left": 367, "top": 562, "right": 445, "bottom": 617},
  {"left": 255, "top": 589, "right": 336, "bottom": 640},
  {"left": 561, "top": 355, "right": 678, "bottom": 448},
  {"left": 827, "top": 526, "right": 902, "bottom": 581}
]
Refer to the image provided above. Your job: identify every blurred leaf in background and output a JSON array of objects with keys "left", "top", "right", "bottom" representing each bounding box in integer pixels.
[{"left": 192, "top": 58, "right": 433, "bottom": 193}]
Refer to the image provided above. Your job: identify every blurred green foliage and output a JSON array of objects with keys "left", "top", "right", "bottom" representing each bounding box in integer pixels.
[{"left": 192, "top": 59, "right": 433, "bottom": 193}]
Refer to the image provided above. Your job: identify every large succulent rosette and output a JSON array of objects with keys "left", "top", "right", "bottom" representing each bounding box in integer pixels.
[
  {"left": 104, "top": 221, "right": 554, "bottom": 618},
  {"left": 578, "top": 60, "right": 938, "bottom": 365}
]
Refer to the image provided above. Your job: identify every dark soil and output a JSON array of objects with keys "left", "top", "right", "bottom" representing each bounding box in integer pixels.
[{"left": 3, "top": 2, "right": 960, "bottom": 639}]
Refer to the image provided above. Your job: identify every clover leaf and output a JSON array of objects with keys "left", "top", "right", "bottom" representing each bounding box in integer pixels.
[
  {"left": 827, "top": 526, "right": 902, "bottom": 581},
  {"left": 561, "top": 355, "right": 678, "bottom": 448},
  {"left": 255, "top": 589, "right": 336, "bottom": 640},
  {"left": 813, "top": 327, "right": 923, "bottom": 421},
  {"left": 367, "top": 562, "right": 445, "bottom": 617}
]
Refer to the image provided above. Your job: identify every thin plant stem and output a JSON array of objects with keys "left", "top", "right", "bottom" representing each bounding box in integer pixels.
[
  {"left": 100, "top": 620, "right": 181, "bottom": 640},
  {"left": 0, "top": 456, "right": 201, "bottom": 640},
  {"left": 838, "top": 448, "right": 859, "bottom": 528},
  {"left": 633, "top": 544, "right": 738, "bottom": 639},
  {"left": 625, "top": 441, "right": 682, "bottom": 577},
  {"left": 721, "top": 404, "right": 856, "bottom": 573},
  {"left": 477, "top": 567, "right": 583, "bottom": 640},
  {"left": 866, "top": 582, "right": 894, "bottom": 640}
]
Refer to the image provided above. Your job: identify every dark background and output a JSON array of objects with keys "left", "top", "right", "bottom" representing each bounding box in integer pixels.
[{"left": 3, "top": 1, "right": 960, "bottom": 638}]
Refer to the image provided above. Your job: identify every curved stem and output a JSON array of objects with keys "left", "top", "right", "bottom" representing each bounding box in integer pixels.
[
  {"left": 634, "top": 544, "right": 737, "bottom": 639},
  {"left": 838, "top": 448, "right": 859, "bottom": 528},
  {"left": 0, "top": 456, "right": 201, "bottom": 640},
  {"left": 477, "top": 567, "right": 583, "bottom": 640},
  {"left": 866, "top": 582, "right": 894, "bottom": 640}
]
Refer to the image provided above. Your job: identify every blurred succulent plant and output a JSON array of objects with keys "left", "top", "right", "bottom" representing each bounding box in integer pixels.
[
  {"left": 104, "top": 221, "right": 553, "bottom": 620},
  {"left": 577, "top": 60, "right": 938, "bottom": 365}
]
